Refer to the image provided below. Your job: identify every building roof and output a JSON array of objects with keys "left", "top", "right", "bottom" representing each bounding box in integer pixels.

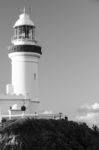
[{"left": 13, "top": 11, "right": 34, "bottom": 28}]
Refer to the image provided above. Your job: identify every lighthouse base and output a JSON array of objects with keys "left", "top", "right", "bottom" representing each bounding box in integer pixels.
[{"left": 0, "top": 94, "right": 40, "bottom": 120}]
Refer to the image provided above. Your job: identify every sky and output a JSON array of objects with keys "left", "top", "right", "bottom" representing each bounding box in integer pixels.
[{"left": 0, "top": 0, "right": 99, "bottom": 125}]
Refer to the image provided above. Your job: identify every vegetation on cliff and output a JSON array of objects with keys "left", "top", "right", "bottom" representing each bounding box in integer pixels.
[{"left": 0, "top": 118, "right": 99, "bottom": 150}]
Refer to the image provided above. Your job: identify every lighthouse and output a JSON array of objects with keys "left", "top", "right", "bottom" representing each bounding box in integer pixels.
[
  {"left": 0, "top": 9, "right": 43, "bottom": 118},
  {"left": 9, "top": 10, "right": 42, "bottom": 101}
]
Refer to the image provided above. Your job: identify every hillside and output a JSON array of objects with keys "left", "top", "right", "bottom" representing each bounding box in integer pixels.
[{"left": 0, "top": 118, "right": 99, "bottom": 150}]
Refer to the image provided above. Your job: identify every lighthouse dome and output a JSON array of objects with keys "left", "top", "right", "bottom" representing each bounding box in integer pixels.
[{"left": 14, "top": 12, "right": 34, "bottom": 28}]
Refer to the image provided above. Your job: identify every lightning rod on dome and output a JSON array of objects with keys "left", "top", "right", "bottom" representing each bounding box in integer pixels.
[{"left": 20, "top": 6, "right": 31, "bottom": 15}]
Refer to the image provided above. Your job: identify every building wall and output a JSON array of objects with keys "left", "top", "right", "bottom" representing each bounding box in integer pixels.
[
  {"left": 0, "top": 97, "right": 39, "bottom": 116},
  {"left": 9, "top": 52, "right": 39, "bottom": 101}
]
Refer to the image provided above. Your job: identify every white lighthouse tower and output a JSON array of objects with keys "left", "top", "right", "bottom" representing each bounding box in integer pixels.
[
  {"left": 9, "top": 10, "right": 42, "bottom": 102},
  {"left": 0, "top": 9, "right": 42, "bottom": 119}
]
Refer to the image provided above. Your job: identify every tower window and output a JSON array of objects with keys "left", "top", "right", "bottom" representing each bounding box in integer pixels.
[{"left": 34, "top": 73, "right": 36, "bottom": 80}]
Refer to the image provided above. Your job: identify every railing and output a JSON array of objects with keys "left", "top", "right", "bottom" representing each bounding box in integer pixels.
[
  {"left": 0, "top": 113, "right": 66, "bottom": 122},
  {"left": 8, "top": 45, "right": 42, "bottom": 55},
  {"left": 11, "top": 36, "right": 37, "bottom": 43}
]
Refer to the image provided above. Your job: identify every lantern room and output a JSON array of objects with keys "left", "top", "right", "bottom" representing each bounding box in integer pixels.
[
  {"left": 12, "top": 10, "right": 36, "bottom": 45},
  {"left": 13, "top": 25, "right": 35, "bottom": 41}
]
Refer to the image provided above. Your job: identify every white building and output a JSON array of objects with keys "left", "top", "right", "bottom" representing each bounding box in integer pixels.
[{"left": 0, "top": 9, "right": 42, "bottom": 119}]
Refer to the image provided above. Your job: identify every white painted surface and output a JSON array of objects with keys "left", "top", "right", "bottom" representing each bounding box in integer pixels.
[
  {"left": 14, "top": 12, "right": 34, "bottom": 27},
  {"left": 0, "top": 94, "right": 39, "bottom": 115},
  {"left": 11, "top": 38, "right": 36, "bottom": 46},
  {"left": 0, "top": 11, "right": 41, "bottom": 117},
  {"left": 9, "top": 52, "right": 40, "bottom": 101},
  {"left": 6, "top": 84, "right": 14, "bottom": 95}
]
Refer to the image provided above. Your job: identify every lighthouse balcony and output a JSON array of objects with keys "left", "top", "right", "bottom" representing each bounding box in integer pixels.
[{"left": 9, "top": 45, "right": 42, "bottom": 55}]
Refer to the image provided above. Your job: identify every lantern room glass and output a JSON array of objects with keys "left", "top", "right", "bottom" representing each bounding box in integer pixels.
[{"left": 14, "top": 25, "right": 35, "bottom": 41}]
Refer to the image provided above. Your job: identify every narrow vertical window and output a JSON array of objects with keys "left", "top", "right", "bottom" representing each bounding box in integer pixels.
[{"left": 34, "top": 73, "right": 36, "bottom": 80}]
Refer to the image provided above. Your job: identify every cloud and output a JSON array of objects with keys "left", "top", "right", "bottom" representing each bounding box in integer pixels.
[
  {"left": 76, "top": 113, "right": 99, "bottom": 127},
  {"left": 78, "top": 103, "right": 99, "bottom": 114},
  {"left": 39, "top": 110, "right": 53, "bottom": 115},
  {"left": 76, "top": 103, "right": 99, "bottom": 127}
]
